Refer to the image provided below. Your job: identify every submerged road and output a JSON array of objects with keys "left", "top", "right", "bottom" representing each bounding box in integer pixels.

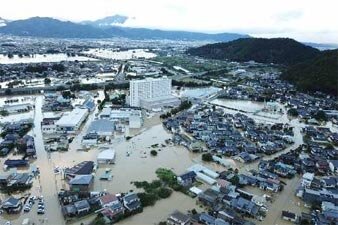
[{"left": 32, "top": 95, "right": 65, "bottom": 225}]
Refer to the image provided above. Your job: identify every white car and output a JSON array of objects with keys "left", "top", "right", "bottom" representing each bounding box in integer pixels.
[
  {"left": 23, "top": 205, "right": 31, "bottom": 212},
  {"left": 37, "top": 208, "right": 45, "bottom": 214}
]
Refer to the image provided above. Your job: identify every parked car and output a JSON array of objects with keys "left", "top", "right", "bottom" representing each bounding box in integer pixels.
[{"left": 37, "top": 209, "right": 45, "bottom": 214}]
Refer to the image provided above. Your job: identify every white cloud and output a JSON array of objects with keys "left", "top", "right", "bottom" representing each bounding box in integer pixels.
[{"left": 0, "top": 0, "right": 337, "bottom": 43}]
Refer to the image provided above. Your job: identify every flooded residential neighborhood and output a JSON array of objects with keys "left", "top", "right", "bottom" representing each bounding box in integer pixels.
[{"left": 0, "top": 2, "right": 338, "bottom": 225}]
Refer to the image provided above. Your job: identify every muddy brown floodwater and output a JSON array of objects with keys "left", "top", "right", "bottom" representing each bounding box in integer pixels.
[
  {"left": 60, "top": 122, "right": 203, "bottom": 225},
  {"left": 1, "top": 95, "right": 211, "bottom": 225},
  {"left": 2, "top": 95, "right": 336, "bottom": 225}
]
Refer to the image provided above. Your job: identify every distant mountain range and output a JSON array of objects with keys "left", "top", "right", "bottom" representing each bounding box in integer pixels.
[
  {"left": 187, "top": 37, "right": 338, "bottom": 95},
  {"left": 187, "top": 38, "right": 321, "bottom": 65},
  {"left": 0, "top": 17, "right": 7, "bottom": 27},
  {"left": 0, "top": 17, "right": 111, "bottom": 38},
  {"left": 0, "top": 17, "right": 249, "bottom": 41},
  {"left": 303, "top": 42, "right": 338, "bottom": 51},
  {"left": 81, "top": 15, "right": 129, "bottom": 27}
]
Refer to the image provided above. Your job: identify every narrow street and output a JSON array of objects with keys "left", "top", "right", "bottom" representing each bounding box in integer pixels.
[{"left": 32, "top": 95, "right": 65, "bottom": 225}]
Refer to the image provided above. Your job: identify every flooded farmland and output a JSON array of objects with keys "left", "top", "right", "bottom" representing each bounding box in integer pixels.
[
  {"left": 211, "top": 99, "right": 265, "bottom": 113},
  {"left": 82, "top": 49, "right": 156, "bottom": 60},
  {"left": 0, "top": 54, "right": 97, "bottom": 64}
]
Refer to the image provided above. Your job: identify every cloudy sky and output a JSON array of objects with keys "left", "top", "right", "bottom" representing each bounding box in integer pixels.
[{"left": 1, "top": 0, "right": 337, "bottom": 43}]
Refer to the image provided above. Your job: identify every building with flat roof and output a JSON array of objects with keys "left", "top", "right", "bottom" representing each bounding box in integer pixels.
[
  {"left": 139, "top": 95, "right": 180, "bottom": 111},
  {"left": 128, "top": 77, "right": 180, "bottom": 110},
  {"left": 98, "top": 108, "right": 143, "bottom": 129},
  {"left": 87, "top": 119, "right": 114, "bottom": 136},
  {"left": 55, "top": 108, "right": 89, "bottom": 133},
  {"left": 97, "top": 148, "right": 116, "bottom": 164},
  {"left": 1, "top": 103, "right": 32, "bottom": 114}
]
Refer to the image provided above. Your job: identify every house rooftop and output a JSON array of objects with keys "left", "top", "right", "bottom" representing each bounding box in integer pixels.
[
  {"left": 74, "top": 200, "right": 90, "bottom": 210},
  {"left": 69, "top": 174, "right": 93, "bottom": 185},
  {"left": 168, "top": 210, "right": 190, "bottom": 223},
  {"left": 87, "top": 119, "right": 114, "bottom": 134},
  {"left": 65, "top": 161, "right": 94, "bottom": 176},
  {"left": 99, "top": 194, "right": 118, "bottom": 205}
]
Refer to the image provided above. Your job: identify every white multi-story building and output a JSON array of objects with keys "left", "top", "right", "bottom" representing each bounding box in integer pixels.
[{"left": 128, "top": 77, "right": 180, "bottom": 110}]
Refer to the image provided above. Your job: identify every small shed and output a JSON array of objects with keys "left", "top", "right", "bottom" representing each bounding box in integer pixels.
[
  {"left": 189, "top": 186, "right": 203, "bottom": 196},
  {"left": 97, "top": 148, "right": 116, "bottom": 164}
]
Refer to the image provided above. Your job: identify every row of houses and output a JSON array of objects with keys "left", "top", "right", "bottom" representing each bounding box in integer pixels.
[
  {"left": 259, "top": 143, "right": 337, "bottom": 177},
  {"left": 296, "top": 175, "right": 338, "bottom": 224},
  {"left": 0, "top": 120, "right": 35, "bottom": 157},
  {"left": 164, "top": 105, "right": 293, "bottom": 158},
  {"left": 219, "top": 74, "right": 337, "bottom": 126},
  {"left": 0, "top": 170, "right": 33, "bottom": 191},
  {"left": 261, "top": 144, "right": 338, "bottom": 225},
  {"left": 42, "top": 93, "right": 73, "bottom": 112},
  {"left": 60, "top": 191, "right": 142, "bottom": 222},
  {"left": 176, "top": 164, "right": 279, "bottom": 224},
  {"left": 58, "top": 161, "right": 142, "bottom": 222},
  {"left": 302, "top": 126, "right": 338, "bottom": 146},
  {"left": 166, "top": 210, "right": 239, "bottom": 225}
]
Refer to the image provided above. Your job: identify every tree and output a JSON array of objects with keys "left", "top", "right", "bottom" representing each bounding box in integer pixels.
[
  {"left": 150, "top": 150, "right": 158, "bottom": 156},
  {"left": 24, "top": 65, "right": 48, "bottom": 73},
  {"left": 155, "top": 168, "right": 177, "bottom": 186},
  {"left": 313, "top": 110, "right": 328, "bottom": 121},
  {"left": 202, "top": 153, "right": 213, "bottom": 162},
  {"left": 4, "top": 88, "right": 12, "bottom": 95},
  {"left": 44, "top": 78, "right": 51, "bottom": 85},
  {"left": 230, "top": 175, "right": 240, "bottom": 186},
  {"left": 160, "top": 100, "right": 192, "bottom": 119},
  {"left": 61, "top": 90, "right": 74, "bottom": 99},
  {"left": 111, "top": 94, "right": 126, "bottom": 105},
  {"left": 300, "top": 219, "right": 310, "bottom": 225},
  {"left": 0, "top": 110, "right": 9, "bottom": 116},
  {"left": 191, "top": 209, "right": 198, "bottom": 215},
  {"left": 51, "top": 63, "right": 66, "bottom": 72},
  {"left": 91, "top": 216, "right": 105, "bottom": 225},
  {"left": 137, "top": 192, "right": 157, "bottom": 207},
  {"left": 287, "top": 108, "right": 299, "bottom": 117},
  {"left": 125, "top": 136, "right": 132, "bottom": 141},
  {"left": 157, "top": 187, "right": 172, "bottom": 198}
]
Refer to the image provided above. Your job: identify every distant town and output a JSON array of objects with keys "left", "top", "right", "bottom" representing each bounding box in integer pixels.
[{"left": 0, "top": 33, "right": 337, "bottom": 225}]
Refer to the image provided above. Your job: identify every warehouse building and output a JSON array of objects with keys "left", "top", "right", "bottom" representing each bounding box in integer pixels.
[
  {"left": 87, "top": 119, "right": 115, "bottom": 137},
  {"left": 56, "top": 108, "right": 89, "bottom": 133},
  {"left": 98, "top": 108, "right": 143, "bottom": 129},
  {"left": 1, "top": 103, "right": 32, "bottom": 114}
]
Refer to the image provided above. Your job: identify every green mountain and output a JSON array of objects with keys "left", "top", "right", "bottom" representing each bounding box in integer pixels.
[
  {"left": 187, "top": 38, "right": 320, "bottom": 65},
  {"left": 187, "top": 38, "right": 337, "bottom": 95},
  {"left": 281, "top": 50, "right": 338, "bottom": 96}
]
